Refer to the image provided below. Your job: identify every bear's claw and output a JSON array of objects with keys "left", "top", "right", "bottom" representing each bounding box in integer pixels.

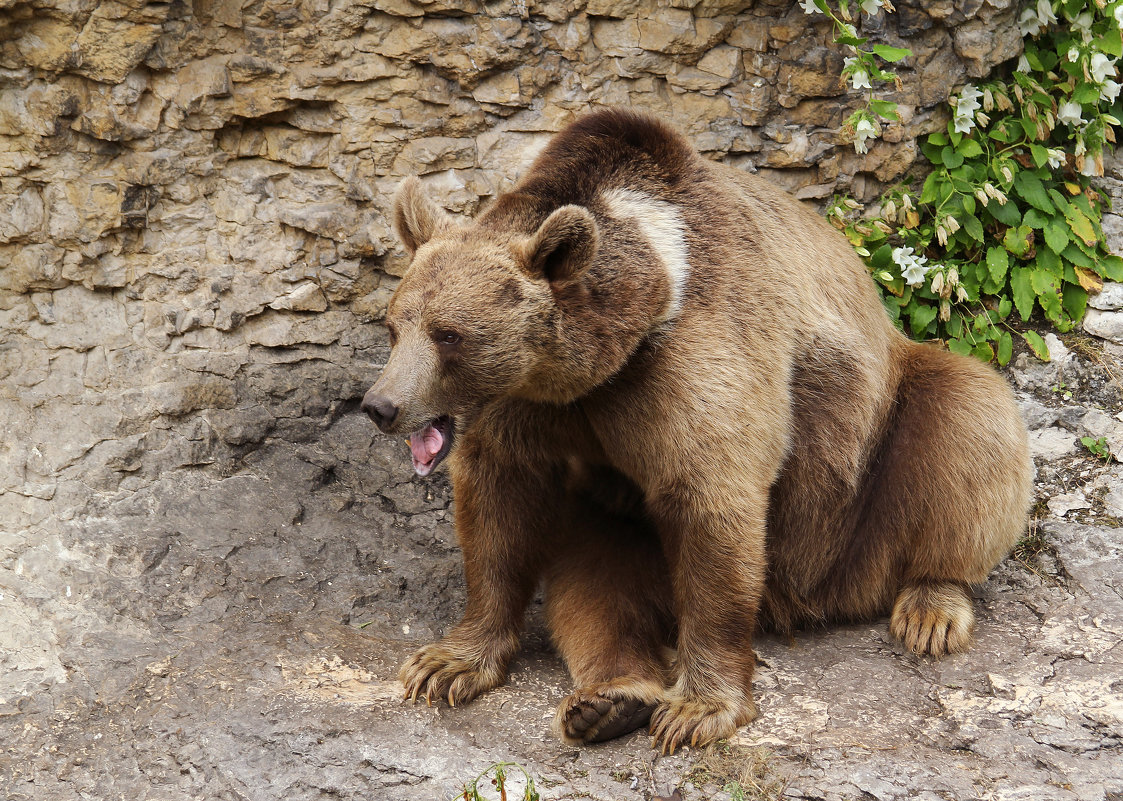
[
  {"left": 399, "top": 641, "right": 504, "bottom": 708},
  {"left": 889, "top": 581, "right": 974, "bottom": 658},
  {"left": 649, "top": 693, "right": 758, "bottom": 755}
]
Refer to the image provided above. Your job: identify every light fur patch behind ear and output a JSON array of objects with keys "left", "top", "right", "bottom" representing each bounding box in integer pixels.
[
  {"left": 601, "top": 187, "right": 689, "bottom": 325},
  {"left": 528, "top": 205, "right": 599, "bottom": 284},
  {"left": 392, "top": 176, "right": 452, "bottom": 255}
]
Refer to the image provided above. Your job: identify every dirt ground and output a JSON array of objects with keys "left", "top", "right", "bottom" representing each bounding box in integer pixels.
[{"left": 1, "top": 335, "right": 1122, "bottom": 801}]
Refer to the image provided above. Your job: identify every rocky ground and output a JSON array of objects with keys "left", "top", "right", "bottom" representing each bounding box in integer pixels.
[{"left": 1, "top": 325, "right": 1121, "bottom": 801}]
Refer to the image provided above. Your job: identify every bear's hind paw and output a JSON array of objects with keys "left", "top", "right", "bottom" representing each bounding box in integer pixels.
[
  {"left": 553, "top": 677, "right": 664, "bottom": 744},
  {"left": 889, "top": 580, "right": 975, "bottom": 658}
]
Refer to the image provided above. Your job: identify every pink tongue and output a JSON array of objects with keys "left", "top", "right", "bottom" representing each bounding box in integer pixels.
[{"left": 409, "top": 423, "right": 444, "bottom": 474}]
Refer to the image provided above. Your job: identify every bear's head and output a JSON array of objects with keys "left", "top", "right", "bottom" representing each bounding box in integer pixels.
[{"left": 362, "top": 177, "right": 601, "bottom": 476}]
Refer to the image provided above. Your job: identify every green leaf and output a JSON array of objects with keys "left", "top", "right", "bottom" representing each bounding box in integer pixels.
[
  {"left": 988, "top": 198, "right": 1022, "bottom": 226},
  {"left": 871, "top": 44, "right": 912, "bottom": 62},
  {"left": 870, "top": 243, "right": 893, "bottom": 270},
  {"left": 863, "top": 225, "right": 888, "bottom": 244},
  {"left": 1022, "top": 330, "right": 1050, "bottom": 361},
  {"left": 997, "top": 331, "right": 1013, "bottom": 367},
  {"left": 989, "top": 124, "right": 1013, "bottom": 143},
  {"left": 1003, "top": 225, "right": 1033, "bottom": 258},
  {"left": 1030, "top": 267, "right": 1055, "bottom": 294},
  {"left": 920, "top": 172, "right": 941, "bottom": 204},
  {"left": 1032, "top": 268, "right": 1063, "bottom": 322},
  {"left": 1037, "top": 246, "right": 1061, "bottom": 276},
  {"left": 948, "top": 337, "right": 973, "bottom": 356},
  {"left": 1102, "top": 25, "right": 1123, "bottom": 57},
  {"left": 942, "top": 146, "right": 964, "bottom": 169},
  {"left": 928, "top": 132, "right": 948, "bottom": 146},
  {"left": 998, "top": 297, "right": 1012, "bottom": 319},
  {"left": 1014, "top": 171, "right": 1055, "bottom": 214},
  {"left": 1010, "top": 266, "right": 1035, "bottom": 321},
  {"left": 996, "top": 119, "right": 1025, "bottom": 143},
  {"left": 1022, "top": 208, "right": 1049, "bottom": 229},
  {"left": 1072, "top": 83, "right": 1102, "bottom": 104},
  {"left": 869, "top": 98, "right": 900, "bottom": 121},
  {"left": 1070, "top": 191, "right": 1096, "bottom": 217},
  {"left": 947, "top": 310, "right": 964, "bottom": 339},
  {"left": 882, "top": 296, "right": 902, "bottom": 323},
  {"left": 1062, "top": 283, "right": 1088, "bottom": 322},
  {"left": 1044, "top": 219, "right": 1070, "bottom": 254},
  {"left": 1062, "top": 242, "right": 1095, "bottom": 269},
  {"left": 910, "top": 303, "right": 938, "bottom": 337},
  {"left": 971, "top": 341, "right": 995, "bottom": 362},
  {"left": 986, "top": 246, "right": 1009, "bottom": 284},
  {"left": 1029, "top": 144, "right": 1050, "bottom": 168},
  {"left": 1103, "top": 255, "right": 1123, "bottom": 282},
  {"left": 950, "top": 167, "right": 974, "bottom": 184},
  {"left": 874, "top": 269, "right": 905, "bottom": 296},
  {"left": 836, "top": 33, "right": 868, "bottom": 48},
  {"left": 959, "top": 138, "right": 983, "bottom": 158},
  {"left": 962, "top": 213, "right": 984, "bottom": 241}
]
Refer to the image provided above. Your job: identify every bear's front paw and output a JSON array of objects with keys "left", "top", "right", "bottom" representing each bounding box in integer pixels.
[
  {"left": 399, "top": 641, "right": 506, "bottom": 707},
  {"left": 649, "top": 692, "right": 758, "bottom": 754}
]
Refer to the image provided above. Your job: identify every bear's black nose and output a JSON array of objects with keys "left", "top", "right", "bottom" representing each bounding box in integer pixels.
[{"left": 362, "top": 394, "right": 399, "bottom": 431}]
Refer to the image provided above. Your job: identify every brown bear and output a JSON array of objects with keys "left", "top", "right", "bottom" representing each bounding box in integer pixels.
[{"left": 360, "top": 109, "right": 1034, "bottom": 753}]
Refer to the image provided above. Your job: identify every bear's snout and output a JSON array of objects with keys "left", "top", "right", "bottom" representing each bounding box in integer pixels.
[{"left": 361, "top": 392, "right": 400, "bottom": 432}]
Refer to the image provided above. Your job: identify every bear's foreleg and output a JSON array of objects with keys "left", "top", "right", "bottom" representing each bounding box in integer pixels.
[
  {"left": 647, "top": 488, "right": 769, "bottom": 753},
  {"left": 544, "top": 499, "right": 674, "bottom": 744},
  {"left": 399, "top": 448, "right": 553, "bottom": 707}
]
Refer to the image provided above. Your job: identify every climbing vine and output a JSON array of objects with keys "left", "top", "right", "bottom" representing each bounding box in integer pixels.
[
  {"left": 827, "top": 0, "right": 1123, "bottom": 363},
  {"left": 801, "top": 0, "right": 913, "bottom": 153}
]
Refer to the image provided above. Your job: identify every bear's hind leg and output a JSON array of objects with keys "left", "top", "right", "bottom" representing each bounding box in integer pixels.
[
  {"left": 545, "top": 488, "right": 673, "bottom": 744},
  {"left": 864, "top": 345, "right": 1032, "bottom": 658}
]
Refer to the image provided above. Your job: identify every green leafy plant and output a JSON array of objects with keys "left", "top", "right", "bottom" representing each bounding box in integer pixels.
[
  {"left": 1080, "top": 434, "right": 1113, "bottom": 461},
  {"left": 828, "top": 0, "right": 1123, "bottom": 363},
  {"left": 1052, "top": 378, "right": 1074, "bottom": 399},
  {"left": 454, "top": 762, "right": 541, "bottom": 801}
]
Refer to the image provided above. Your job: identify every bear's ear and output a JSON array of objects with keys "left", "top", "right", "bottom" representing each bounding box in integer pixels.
[
  {"left": 526, "top": 205, "right": 599, "bottom": 285},
  {"left": 392, "top": 177, "right": 452, "bottom": 256}
]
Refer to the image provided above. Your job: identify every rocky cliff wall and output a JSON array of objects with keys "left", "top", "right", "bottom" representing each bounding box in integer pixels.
[{"left": 0, "top": 0, "right": 1022, "bottom": 524}]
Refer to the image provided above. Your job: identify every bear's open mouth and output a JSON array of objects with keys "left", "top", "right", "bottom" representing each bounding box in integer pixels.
[{"left": 407, "top": 415, "right": 454, "bottom": 477}]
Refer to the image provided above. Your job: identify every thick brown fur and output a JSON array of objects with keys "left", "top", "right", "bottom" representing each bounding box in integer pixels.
[{"left": 367, "top": 109, "right": 1034, "bottom": 753}]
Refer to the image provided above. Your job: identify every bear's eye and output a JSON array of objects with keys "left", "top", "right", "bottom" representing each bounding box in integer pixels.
[{"left": 434, "top": 329, "right": 462, "bottom": 346}]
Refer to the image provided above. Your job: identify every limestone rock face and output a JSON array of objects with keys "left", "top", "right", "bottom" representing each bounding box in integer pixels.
[{"left": 0, "top": 0, "right": 1024, "bottom": 523}]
